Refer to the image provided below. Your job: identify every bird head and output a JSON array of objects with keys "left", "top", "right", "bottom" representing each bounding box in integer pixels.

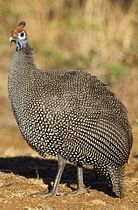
[{"left": 9, "top": 21, "right": 28, "bottom": 51}]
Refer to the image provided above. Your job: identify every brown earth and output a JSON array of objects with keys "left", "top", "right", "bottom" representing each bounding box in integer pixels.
[{"left": 0, "top": 56, "right": 138, "bottom": 210}]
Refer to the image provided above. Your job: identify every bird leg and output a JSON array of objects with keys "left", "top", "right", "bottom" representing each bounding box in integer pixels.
[
  {"left": 76, "top": 165, "right": 88, "bottom": 194},
  {"left": 49, "top": 155, "right": 66, "bottom": 196},
  {"left": 66, "top": 164, "right": 88, "bottom": 195},
  {"left": 31, "top": 155, "right": 66, "bottom": 197},
  {"left": 31, "top": 158, "right": 87, "bottom": 197},
  {"left": 48, "top": 162, "right": 87, "bottom": 196}
]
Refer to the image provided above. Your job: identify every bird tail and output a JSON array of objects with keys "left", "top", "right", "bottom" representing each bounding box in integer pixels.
[{"left": 108, "top": 165, "right": 125, "bottom": 198}]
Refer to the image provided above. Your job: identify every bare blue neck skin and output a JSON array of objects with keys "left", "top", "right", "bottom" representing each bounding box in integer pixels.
[{"left": 16, "top": 37, "right": 28, "bottom": 51}]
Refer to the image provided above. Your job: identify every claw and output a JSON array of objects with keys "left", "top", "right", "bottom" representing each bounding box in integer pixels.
[{"left": 30, "top": 191, "right": 57, "bottom": 197}]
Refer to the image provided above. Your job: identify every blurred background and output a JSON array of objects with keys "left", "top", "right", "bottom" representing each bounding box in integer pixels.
[{"left": 0, "top": 0, "right": 138, "bottom": 157}]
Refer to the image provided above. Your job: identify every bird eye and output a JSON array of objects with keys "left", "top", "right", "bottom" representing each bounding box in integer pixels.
[
  {"left": 18, "top": 31, "right": 26, "bottom": 39},
  {"left": 20, "top": 32, "right": 24, "bottom": 37}
]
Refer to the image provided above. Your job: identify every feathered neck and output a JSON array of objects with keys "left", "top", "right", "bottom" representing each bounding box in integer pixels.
[{"left": 11, "top": 44, "right": 36, "bottom": 71}]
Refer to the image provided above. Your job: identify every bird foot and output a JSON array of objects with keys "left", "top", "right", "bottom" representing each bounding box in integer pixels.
[
  {"left": 67, "top": 186, "right": 89, "bottom": 196},
  {"left": 30, "top": 187, "right": 88, "bottom": 197},
  {"left": 30, "top": 190, "right": 58, "bottom": 197},
  {"left": 30, "top": 183, "right": 89, "bottom": 197},
  {"left": 61, "top": 185, "right": 89, "bottom": 196}
]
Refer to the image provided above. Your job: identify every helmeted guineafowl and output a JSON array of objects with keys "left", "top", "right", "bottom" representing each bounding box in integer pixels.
[{"left": 8, "top": 21, "right": 133, "bottom": 198}]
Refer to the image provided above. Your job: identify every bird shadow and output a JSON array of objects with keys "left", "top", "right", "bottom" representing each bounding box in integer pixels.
[{"left": 0, "top": 156, "right": 115, "bottom": 197}]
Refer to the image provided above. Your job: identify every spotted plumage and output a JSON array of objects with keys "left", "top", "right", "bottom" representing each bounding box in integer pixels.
[{"left": 8, "top": 22, "right": 133, "bottom": 198}]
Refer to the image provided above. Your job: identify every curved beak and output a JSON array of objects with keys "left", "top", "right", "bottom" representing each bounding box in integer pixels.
[{"left": 9, "top": 36, "right": 16, "bottom": 43}]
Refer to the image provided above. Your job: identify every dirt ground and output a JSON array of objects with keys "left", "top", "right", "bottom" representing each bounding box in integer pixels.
[{"left": 0, "top": 58, "right": 138, "bottom": 210}]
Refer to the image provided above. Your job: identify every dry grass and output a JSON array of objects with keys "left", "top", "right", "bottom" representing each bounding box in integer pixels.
[{"left": 0, "top": 0, "right": 137, "bottom": 74}]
